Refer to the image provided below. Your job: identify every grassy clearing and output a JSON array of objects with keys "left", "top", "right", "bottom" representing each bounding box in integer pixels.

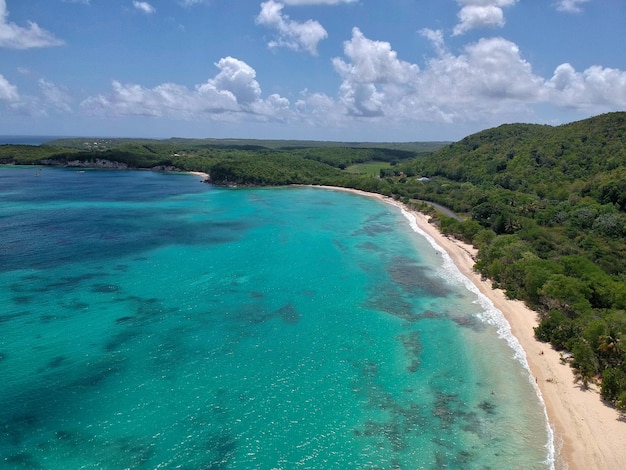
[{"left": 345, "top": 161, "right": 392, "bottom": 176}]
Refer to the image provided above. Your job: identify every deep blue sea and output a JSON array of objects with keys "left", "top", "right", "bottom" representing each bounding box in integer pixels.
[{"left": 0, "top": 167, "right": 553, "bottom": 469}]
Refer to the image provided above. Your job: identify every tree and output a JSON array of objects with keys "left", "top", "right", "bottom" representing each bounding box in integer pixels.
[
  {"left": 601, "top": 366, "right": 626, "bottom": 406},
  {"left": 535, "top": 310, "right": 579, "bottom": 350},
  {"left": 538, "top": 274, "right": 592, "bottom": 318},
  {"left": 570, "top": 339, "right": 598, "bottom": 388}
]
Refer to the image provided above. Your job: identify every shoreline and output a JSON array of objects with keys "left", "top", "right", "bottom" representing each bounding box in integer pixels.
[
  {"left": 185, "top": 170, "right": 210, "bottom": 181},
  {"left": 316, "top": 185, "right": 625, "bottom": 470}
]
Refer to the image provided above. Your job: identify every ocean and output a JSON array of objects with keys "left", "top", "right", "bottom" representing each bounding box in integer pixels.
[
  {"left": 0, "top": 167, "right": 553, "bottom": 469},
  {"left": 0, "top": 136, "right": 69, "bottom": 146}
]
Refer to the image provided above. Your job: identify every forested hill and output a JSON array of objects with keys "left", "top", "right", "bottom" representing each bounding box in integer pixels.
[
  {"left": 392, "top": 112, "right": 626, "bottom": 410},
  {"left": 407, "top": 112, "right": 626, "bottom": 201}
]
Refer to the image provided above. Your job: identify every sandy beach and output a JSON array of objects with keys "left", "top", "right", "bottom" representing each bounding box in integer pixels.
[
  {"left": 320, "top": 186, "right": 626, "bottom": 470},
  {"left": 186, "top": 171, "right": 210, "bottom": 181}
]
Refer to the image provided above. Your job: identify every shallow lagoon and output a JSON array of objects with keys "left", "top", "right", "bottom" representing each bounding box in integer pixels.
[{"left": 0, "top": 167, "right": 551, "bottom": 469}]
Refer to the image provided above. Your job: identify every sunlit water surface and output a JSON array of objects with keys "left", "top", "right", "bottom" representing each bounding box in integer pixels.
[{"left": 0, "top": 167, "right": 552, "bottom": 469}]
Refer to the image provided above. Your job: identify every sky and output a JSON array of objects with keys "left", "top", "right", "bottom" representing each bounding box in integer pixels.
[{"left": 1, "top": 0, "right": 625, "bottom": 142}]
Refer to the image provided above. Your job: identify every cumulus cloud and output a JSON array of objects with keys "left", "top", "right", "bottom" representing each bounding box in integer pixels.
[
  {"left": 419, "top": 36, "right": 546, "bottom": 121},
  {"left": 133, "top": 1, "right": 155, "bottom": 15},
  {"left": 0, "top": 73, "right": 18, "bottom": 101},
  {"left": 453, "top": 0, "right": 517, "bottom": 36},
  {"left": 81, "top": 56, "right": 292, "bottom": 121},
  {"left": 256, "top": 0, "right": 328, "bottom": 55},
  {"left": 555, "top": 0, "right": 591, "bottom": 13},
  {"left": 200, "top": 57, "right": 262, "bottom": 105},
  {"left": 343, "top": 31, "right": 555, "bottom": 121},
  {"left": 332, "top": 29, "right": 544, "bottom": 121},
  {"left": 333, "top": 28, "right": 419, "bottom": 84},
  {"left": 332, "top": 28, "right": 419, "bottom": 116},
  {"left": 0, "top": 0, "right": 64, "bottom": 49},
  {"left": 328, "top": 28, "right": 626, "bottom": 125},
  {"left": 547, "top": 63, "right": 626, "bottom": 110}
]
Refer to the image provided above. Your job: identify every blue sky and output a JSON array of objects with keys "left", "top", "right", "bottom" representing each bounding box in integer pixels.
[{"left": 1, "top": 0, "right": 625, "bottom": 141}]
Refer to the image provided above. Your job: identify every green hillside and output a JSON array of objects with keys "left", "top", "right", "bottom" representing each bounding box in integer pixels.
[
  {"left": 393, "top": 112, "right": 626, "bottom": 409},
  {"left": 407, "top": 113, "right": 626, "bottom": 201}
]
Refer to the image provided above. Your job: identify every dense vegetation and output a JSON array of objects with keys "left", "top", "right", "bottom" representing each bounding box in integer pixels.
[
  {"left": 394, "top": 112, "right": 626, "bottom": 410},
  {"left": 0, "top": 138, "right": 441, "bottom": 183},
  {"left": 2, "top": 112, "right": 625, "bottom": 411}
]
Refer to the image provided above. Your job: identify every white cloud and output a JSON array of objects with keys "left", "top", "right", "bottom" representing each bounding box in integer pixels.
[
  {"left": 419, "top": 28, "right": 446, "bottom": 56},
  {"left": 0, "top": 0, "right": 64, "bottom": 49},
  {"left": 555, "top": 0, "right": 591, "bottom": 13},
  {"left": 419, "top": 36, "right": 545, "bottom": 121},
  {"left": 133, "top": 1, "right": 155, "bottom": 14},
  {"left": 333, "top": 28, "right": 419, "bottom": 84},
  {"left": 62, "top": 0, "right": 91, "bottom": 4},
  {"left": 294, "top": 89, "right": 345, "bottom": 129},
  {"left": 200, "top": 57, "right": 262, "bottom": 106},
  {"left": 256, "top": 0, "right": 327, "bottom": 55},
  {"left": 81, "top": 56, "right": 292, "bottom": 121},
  {"left": 178, "top": 0, "right": 205, "bottom": 6},
  {"left": 84, "top": 82, "right": 187, "bottom": 117},
  {"left": 328, "top": 28, "right": 626, "bottom": 125},
  {"left": 332, "top": 28, "right": 419, "bottom": 116},
  {"left": 0, "top": 76, "right": 74, "bottom": 117},
  {"left": 39, "top": 79, "right": 72, "bottom": 113},
  {"left": 0, "top": 73, "right": 19, "bottom": 101},
  {"left": 454, "top": 6, "right": 504, "bottom": 35},
  {"left": 453, "top": 0, "right": 517, "bottom": 35},
  {"left": 547, "top": 63, "right": 626, "bottom": 110},
  {"left": 8, "top": 97, "right": 48, "bottom": 118},
  {"left": 332, "top": 29, "right": 543, "bottom": 121}
]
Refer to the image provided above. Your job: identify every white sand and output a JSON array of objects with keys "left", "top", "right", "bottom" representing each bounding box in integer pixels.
[
  {"left": 186, "top": 171, "right": 209, "bottom": 180},
  {"left": 317, "top": 186, "right": 626, "bottom": 470}
]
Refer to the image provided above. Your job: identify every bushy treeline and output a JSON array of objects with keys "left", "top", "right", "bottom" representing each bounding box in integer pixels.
[
  {"left": 207, "top": 153, "right": 344, "bottom": 185},
  {"left": 0, "top": 144, "right": 81, "bottom": 163}
]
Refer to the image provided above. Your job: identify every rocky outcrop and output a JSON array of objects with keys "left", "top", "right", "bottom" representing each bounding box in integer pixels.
[{"left": 151, "top": 165, "right": 181, "bottom": 172}]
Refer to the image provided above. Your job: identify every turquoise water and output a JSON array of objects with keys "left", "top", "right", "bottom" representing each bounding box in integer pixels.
[{"left": 0, "top": 167, "right": 552, "bottom": 469}]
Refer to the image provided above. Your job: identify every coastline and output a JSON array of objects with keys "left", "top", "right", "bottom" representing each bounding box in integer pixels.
[
  {"left": 186, "top": 170, "right": 210, "bottom": 181},
  {"left": 316, "top": 185, "right": 625, "bottom": 470}
]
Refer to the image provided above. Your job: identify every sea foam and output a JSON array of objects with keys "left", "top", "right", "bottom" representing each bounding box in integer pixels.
[{"left": 396, "top": 204, "right": 556, "bottom": 469}]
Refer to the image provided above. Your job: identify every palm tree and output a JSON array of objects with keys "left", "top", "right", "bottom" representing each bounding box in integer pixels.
[{"left": 597, "top": 332, "right": 623, "bottom": 368}]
